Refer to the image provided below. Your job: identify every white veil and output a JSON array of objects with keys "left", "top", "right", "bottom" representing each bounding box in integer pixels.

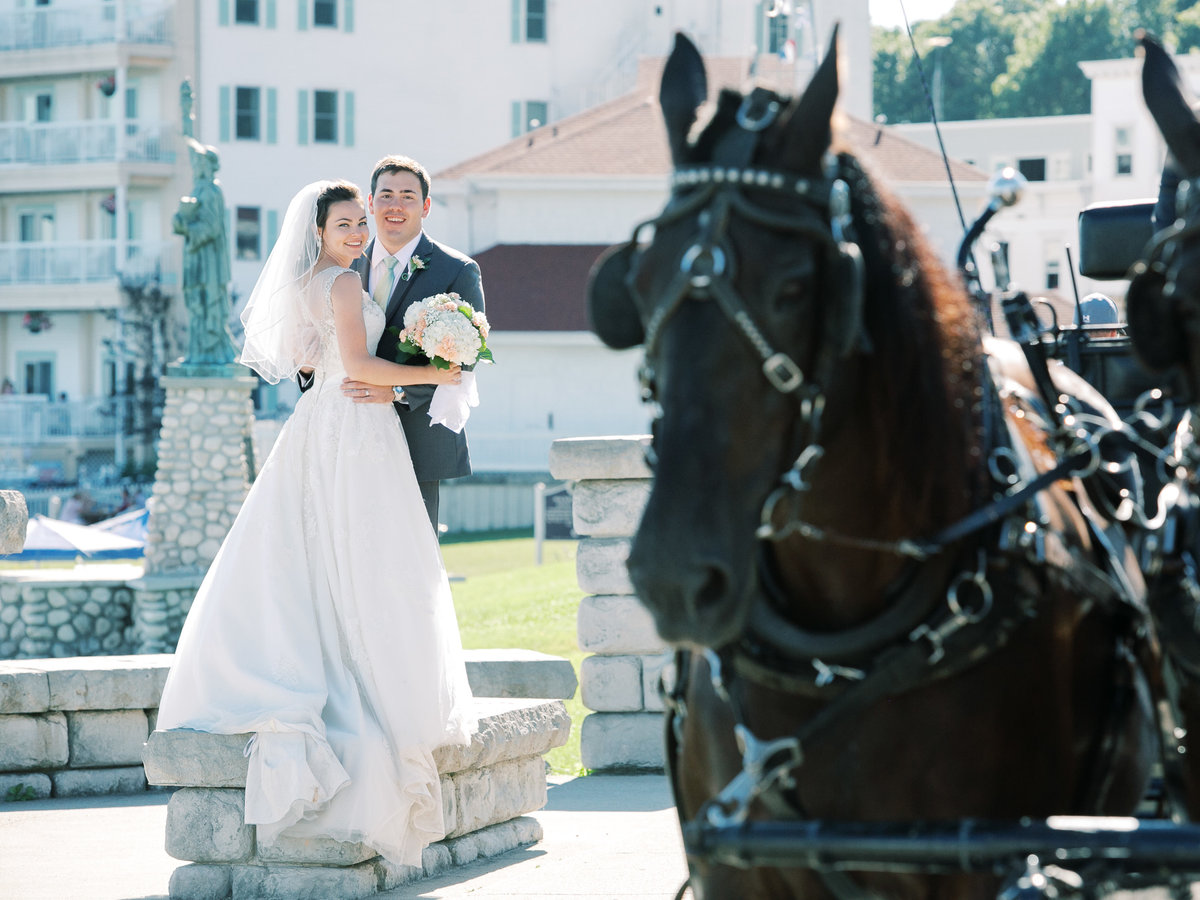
[{"left": 239, "top": 181, "right": 331, "bottom": 383}]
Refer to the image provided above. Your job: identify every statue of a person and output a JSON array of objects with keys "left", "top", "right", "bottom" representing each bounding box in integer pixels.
[
  {"left": 173, "top": 137, "right": 237, "bottom": 367},
  {"left": 180, "top": 79, "right": 195, "bottom": 138}
]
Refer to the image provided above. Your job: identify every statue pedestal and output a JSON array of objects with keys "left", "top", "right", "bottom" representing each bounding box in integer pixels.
[{"left": 136, "top": 371, "right": 255, "bottom": 651}]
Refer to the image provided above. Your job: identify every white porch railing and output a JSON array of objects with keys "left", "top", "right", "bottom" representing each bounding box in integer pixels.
[
  {"left": 0, "top": 120, "right": 175, "bottom": 166},
  {"left": 0, "top": 2, "right": 172, "bottom": 51},
  {"left": 0, "top": 240, "right": 168, "bottom": 285}
]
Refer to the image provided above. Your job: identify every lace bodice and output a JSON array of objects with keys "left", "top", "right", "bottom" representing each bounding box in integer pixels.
[{"left": 309, "top": 265, "right": 384, "bottom": 381}]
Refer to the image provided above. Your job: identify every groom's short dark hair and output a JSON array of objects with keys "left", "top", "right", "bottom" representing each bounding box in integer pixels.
[{"left": 371, "top": 155, "right": 430, "bottom": 200}]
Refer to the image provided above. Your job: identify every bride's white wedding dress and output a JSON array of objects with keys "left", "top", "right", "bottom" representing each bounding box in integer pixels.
[{"left": 157, "top": 266, "right": 474, "bottom": 867}]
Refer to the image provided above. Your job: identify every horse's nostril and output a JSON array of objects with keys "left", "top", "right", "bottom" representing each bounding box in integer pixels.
[{"left": 693, "top": 565, "right": 731, "bottom": 613}]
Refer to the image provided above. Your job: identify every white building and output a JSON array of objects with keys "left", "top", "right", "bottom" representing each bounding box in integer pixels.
[
  {"left": 888, "top": 52, "right": 1195, "bottom": 313},
  {"left": 433, "top": 53, "right": 986, "bottom": 472},
  {"left": 0, "top": 0, "right": 196, "bottom": 487},
  {"left": 0, "top": 0, "right": 872, "bottom": 488}
]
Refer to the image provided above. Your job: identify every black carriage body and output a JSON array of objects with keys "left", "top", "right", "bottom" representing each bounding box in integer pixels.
[{"left": 1063, "top": 199, "right": 1186, "bottom": 415}]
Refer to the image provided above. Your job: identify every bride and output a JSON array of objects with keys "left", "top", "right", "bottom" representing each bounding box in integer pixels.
[{"left": 156, "top": 180, "right": 475, "bottom": 867}]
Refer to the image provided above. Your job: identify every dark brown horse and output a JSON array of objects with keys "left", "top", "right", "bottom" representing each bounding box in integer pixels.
[
  {"left": 589, "top": 31, "right": 1161, "bottom": 899},
  {"left": 1129, "top": 33, "right": 1200, "bottom": 823},
  {"left": 1129, "top": 34, "right": 1200, "bottom": 400}
]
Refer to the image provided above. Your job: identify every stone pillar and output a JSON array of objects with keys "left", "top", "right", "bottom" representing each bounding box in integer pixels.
[
  {"left": 549, "top": 435, "right": 667, "bottom": 771},
  {"left": 0, "top": 490, "right": 28, "bottom": 555},
  {"left": 133, "top": 370, "right": 255, "bottom": 652}
]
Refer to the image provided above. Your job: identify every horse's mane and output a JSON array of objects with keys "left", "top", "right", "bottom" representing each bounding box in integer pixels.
[{"left": 841, "top": 152, "right": 987, "bottom": 520}]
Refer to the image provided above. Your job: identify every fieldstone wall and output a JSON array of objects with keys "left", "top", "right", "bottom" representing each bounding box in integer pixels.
[
  {"left": 548, "top": 435, "right": 667, "bottom": 772},
  {"left": 0, "top": 568, "right": 140, "bottom": 659}
]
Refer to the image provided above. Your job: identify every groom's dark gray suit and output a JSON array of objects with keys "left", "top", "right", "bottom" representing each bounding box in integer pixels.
[{"left": 354, "top": 233, "right": 485, "bottom": 529}]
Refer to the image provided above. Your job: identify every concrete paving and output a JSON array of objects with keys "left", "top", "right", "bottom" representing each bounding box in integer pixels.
[
  {"left": 0, "top": 775, "right": 688, "bottom": 900},
  {"left": 3, "top": 775, "right": 1197, "bottom": 899}
]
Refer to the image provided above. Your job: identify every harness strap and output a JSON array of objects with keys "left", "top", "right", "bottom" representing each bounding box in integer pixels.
[
  {"left": 1001, "top": 290, "right": 1067, "bottom": 436},
  {"left": 703, "top": 560, "right": 1039, "bottom": 829}
]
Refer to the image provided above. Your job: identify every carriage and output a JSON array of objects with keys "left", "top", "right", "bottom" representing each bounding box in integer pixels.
[{"left": 587, "top": 29, "right": 1200, "bottom": 900}]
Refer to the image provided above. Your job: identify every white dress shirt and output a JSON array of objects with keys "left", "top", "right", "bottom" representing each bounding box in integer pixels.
[{"left": 368, "top": 233, "right": 423, "bottom": 300}]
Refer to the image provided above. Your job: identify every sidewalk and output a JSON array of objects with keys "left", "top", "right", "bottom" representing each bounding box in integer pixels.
[{"left": 0, "top": 775, "right": 687, "bottom": 900}]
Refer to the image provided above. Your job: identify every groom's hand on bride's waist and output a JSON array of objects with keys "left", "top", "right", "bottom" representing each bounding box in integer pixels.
[{"left": 341, "top": 378, "right": 396, "bottom": 404}]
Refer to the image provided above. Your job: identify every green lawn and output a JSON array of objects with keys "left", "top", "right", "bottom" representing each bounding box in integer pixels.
[{"left": 441, "top": 535, "right": 588, "bottom": 775}]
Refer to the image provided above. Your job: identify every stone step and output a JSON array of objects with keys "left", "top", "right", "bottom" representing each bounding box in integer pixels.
[
  {"left": 0, "top": 650, "right": 578, "bottom": 715},
  {"left": 144, "top": 697, "right": 570, "bottom": 786},
  {"left": 147, "top": 698, "right": 570, "bottom": 900}
]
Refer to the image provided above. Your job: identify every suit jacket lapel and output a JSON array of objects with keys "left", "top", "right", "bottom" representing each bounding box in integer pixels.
[
  {"left": 384, "top": 233, "right": 434, "bottom": 321},
  {"left": 355, "top": 240, "right": 372, "bottom": 292}
]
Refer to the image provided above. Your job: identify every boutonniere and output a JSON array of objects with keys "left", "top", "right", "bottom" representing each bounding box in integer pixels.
[{"left": 401, "top": 254, "right": 430, "bottom": 282}]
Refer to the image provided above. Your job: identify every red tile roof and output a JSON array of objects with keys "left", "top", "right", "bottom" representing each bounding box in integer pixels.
[
  {"left": 477, "top": 244, "right": 609, "bottom": 332},
  {"left": 463, "top": 55, "right": 986, "bottom": 334},
  {"left": 438, "top": 56, "right": 985, "bottom": 185}
]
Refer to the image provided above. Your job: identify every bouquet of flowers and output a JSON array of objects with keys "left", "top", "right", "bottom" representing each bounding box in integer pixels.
[
  {"left": 390, "top": 293, "right": 493, "bottom": 434},
  {"left": 393, "top": 293, "right": 493, "bottom": 369}
]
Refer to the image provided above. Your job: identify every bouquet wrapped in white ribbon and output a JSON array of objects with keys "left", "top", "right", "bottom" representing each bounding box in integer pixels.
[{"left": 393, "top": 293, "right": 493, "bottom": 433}]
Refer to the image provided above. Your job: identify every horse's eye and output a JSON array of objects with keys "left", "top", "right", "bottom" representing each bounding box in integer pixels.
[{"left": 775, "top": 281, "right": 806, "bottom": 305}]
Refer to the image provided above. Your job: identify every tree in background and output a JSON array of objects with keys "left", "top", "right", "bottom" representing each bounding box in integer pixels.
[
  {"left": 108, "top": 277, "right": 174, "bottom": 477},
  {"left": 991, "top": 0, "right": 1124, "bottom": 117},
  {"left": 872, "top": 0, "right": 1200, "bottom": 123}
]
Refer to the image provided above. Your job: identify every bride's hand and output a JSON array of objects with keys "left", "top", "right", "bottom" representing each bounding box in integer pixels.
[{"left": 432, "top": 365, "right": 463, "bottom": 385}]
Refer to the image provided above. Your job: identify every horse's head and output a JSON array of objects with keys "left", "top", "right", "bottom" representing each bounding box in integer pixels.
[
  {"left": 589, "top": 31, "right": 977, "bottom": 647},
  {"left": 1129, "top": 34, "right": 1200, "bottom": 395}
]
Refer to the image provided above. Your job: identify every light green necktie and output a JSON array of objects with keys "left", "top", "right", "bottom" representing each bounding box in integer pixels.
[{"left": 373, "top": 256, "right": 398, "bottom": 309}]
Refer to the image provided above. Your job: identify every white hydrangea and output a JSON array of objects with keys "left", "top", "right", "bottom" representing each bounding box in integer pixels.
[{"left": 401, "top": 293, "right": 489, "bottom": 366}]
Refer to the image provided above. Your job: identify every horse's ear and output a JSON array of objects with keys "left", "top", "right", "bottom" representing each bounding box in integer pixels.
[
  {"left": 778, "top": 24, "right": 840, "bottom": 170},
  {"left": 661, "top": 32, "right": 708, "bottom": 165},
  {"left": 1141, "top": 33, "right": 1200, "bottom": 176}
]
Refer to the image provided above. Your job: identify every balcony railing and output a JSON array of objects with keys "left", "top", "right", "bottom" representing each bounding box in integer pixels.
[
  {"left": 0, "top": 241, "right": 168, "bottom": 286},
  {"left": 0, "top": 120, "right": 175, "bottom": 166},
  {"left": 0, "top": 396, "right": 130, "bottom": 447},
  {"left": 0, "top": 3, "right": 172, "bottom": 52}
]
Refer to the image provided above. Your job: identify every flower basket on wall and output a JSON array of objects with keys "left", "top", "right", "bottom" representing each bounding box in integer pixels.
[{"left": 23, "top": 311, "right": 52, "bottom": 334}]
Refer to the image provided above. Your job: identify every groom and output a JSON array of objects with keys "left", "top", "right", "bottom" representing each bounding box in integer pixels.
[{"left": 343, "top": 154, "right": 486, "bottom": 531}]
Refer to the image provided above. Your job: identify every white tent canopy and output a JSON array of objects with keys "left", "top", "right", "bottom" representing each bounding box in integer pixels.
[{"left": 4, "top": 514, "right": 144, "bottom": 561}]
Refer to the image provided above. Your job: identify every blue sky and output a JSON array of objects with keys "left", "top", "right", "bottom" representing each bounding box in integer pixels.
[{"left": 869, "top": 0, "right": 957, "bottom": 29}]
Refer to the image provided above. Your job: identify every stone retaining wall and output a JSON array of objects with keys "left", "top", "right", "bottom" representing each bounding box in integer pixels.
[
  {"left": 0, "top": 650, "right": 576, "bottom": 804},
  {"left": 549, "top": 436, "right": 667, "bottom": 772}
]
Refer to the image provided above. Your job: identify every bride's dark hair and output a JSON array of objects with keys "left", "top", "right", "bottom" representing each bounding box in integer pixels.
[{"left": 315, "top": 180, "right": 362, "bottom": 228}]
